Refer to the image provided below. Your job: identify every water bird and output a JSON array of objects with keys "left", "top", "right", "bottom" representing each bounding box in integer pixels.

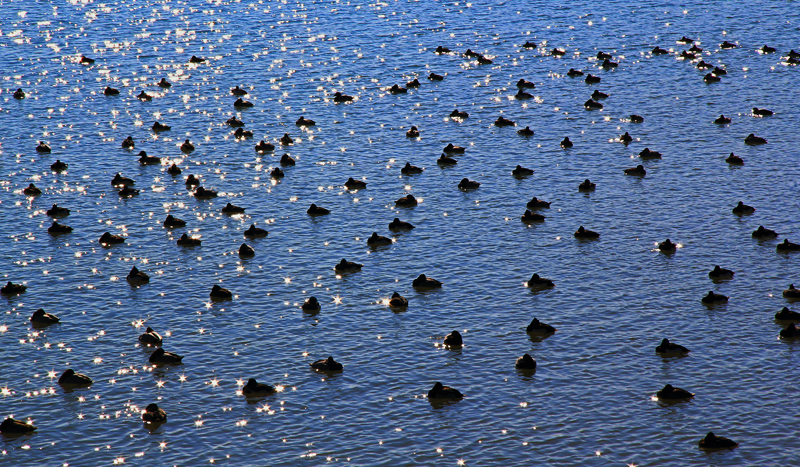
[
  {"left": 149, "top": 348, "right": 183, "bottom": 364},
  {"left": 177, "top": 233, "right": 201, "bottom": 246},
  {"left": 527, "top": 274, "right": 554, "bottom": 288},
  {"left": 302, "top": 297, "right": 321, "bottom": 312},
  {"left": 619, "top": 132, "right": 632, "bottom": 143},
  {"left": 655, "top": 338, "right": 689, "bottom": 356},
  {"left": 526, "top": 318, "right": 556, "bottom": 335},
  {"left": 157, "top": 78, "right": 171, "bottom": 88},
  {"left": 137, "top": 91, "right": 153, "bottom": 100},
  {"left": 335, "top": 258, "right": 363, "bottom": 272},
  {"left": 512, "top": 165, "right": 534, "bottom": 176},
  {"left": 713, "top": 66, "right": 727, "bottom": 75},
  {"left": 458, "top": 178, "right": 480, "bottom": 190},
  {"left": 30, "top": 309, "right": 59, "bottom": 326},
  {"left": 585, "top": 74, "right": 601, "bottom": 84},
  {"left": 1, "top": 418, "right": 36, "bottom": 435},
  {"left": 788, "top": 50, "right": 800, "bottom": 59},
  {"left": 23, "top": 183, "right": 41, "bottom": 196},
  {"left": 163, "top": 215, "right": 186, "bottom": 229},
  {"left": 48, "top": 221, "right": 73, "bottom": 234},
  {"left": 231, "top": 85, "right": 247, "bottom": 95},
  {"left": 407, "top": 78, "right": 421, "bottom": 88},
  {"left": 221, "top": 202, "right": 245, "bottom": 214},
  {"left": 310, "top": 356, "right": 343, "bottom": 372},
  {"left": 596, "top": 51, "right": 612, "bottom": 60},
  {"left": 58, "top": 369, "right": 92, "bottom": 387},
  {"left": 463, "top": 49, "right": 480, "bottom": 57},
  {"left": 575, "top": 226, "right": 600, "bottom": 239},
  {"left": 753, "top": 107, "right": 773, "bottom": 117},
  {"left": 584, "top": 99, "right": 603, "bottom": 109},
  {"left": 526, "top": 197, "right": 550, "bottom": 209},
  {"left": 210, "top": 285, "right": 232, "bottom": 300},
  {"left": 280, "top": 154, "right": 296, "bottom": 166},
  {"left": 714, "top": 115, "right": 731, "bottom": 124},
  {"left": 521, "top": 210, "right": 545, "bottom": 223},
  {"left": 255, "top": 140, "right": 275, "bottom": 152},
  {"left": 515, "top": 89, "right": 533, "bottom": 99},
  {"left": 517, "top": 79, "right": 535, "bottom": 89},
  {"left": 697, "top": 60, "right": 713, "bottom": 69},
  {"left": 775, "top": 307, "right": 800, "bottom": 321},
  {"left": 708, "top": 266, "right": 734, "bottom": 280},
  {"left": 189, "top": 55, "right": 205, "bottom": 63},
  {"left": 152, "top": 121, "right": 171, "bottom": 132},
  {"left": 126, "top": 266, "right": 150, "bottom": 285},
  {"left": 99, "top": 232, "right": 125, "bottom": 245},
  {"left": 449, "top": 110, "right": 469, "bottom": 119},
  {"left": 624, "top": 165, "right": 646, "bottom": 176},
  {"left": 367, "top": 232, "right": 392, "bottom": 247},
  {"left": 395, "top": 194, "right": 418, "bottom": 207},
  {"left": 389, "top": 218, "right": 415, "bottom": 231},
  {"left": 185, "top": 174, "right": 200, "bottom": 186},
  {"left": 307, "top": 203, "right": 330, "bottom": 216},
  {"left": 689, "top": 44, "right": 703, "bottom": 53},
  {"left": 523, "top": 41, "right": 536, "bottom": 48},
  {"left": 561, "top": 137, "right": 573, "bottom": 148},
  {"left": 428, "top": 382, "right": 463, "bottom": 400},
  {"left": 142, "top": 404, "right": 167, "bottom": 423},
  {"left": 36, "top": 142, "right": 51, "bottom": 153},
  {"left": 750, "top": 225, "right": 773, "bottom": 239},
  {"left": 601, "top": 58, "right": 618, "bottom": 68},
  {"left": 112, "top": 173, "right": 135, "bottom": 186},
  {"left": 13, "top": 88, "right": 25, "bottom": 99},
  {"left": 551, "top": 48, "right": 566, "bottom": 56},
  {"left": 517, "top": 126, "right": 534, "bottom": 136},
  {"left": 242, "top": 379, "right": 277, "bottom": 396},
  {"left": 781, "top": 323, "right": 800, "bottom": 339},
  {"left": 244, "top": 224, "right": 268, "bottom": 238},
  {"left": 138, "top": 327, "right": 163, "bottom": 346},
  {"left": 389, "top": 292, "right": 408, "bottom": 309},
  {"left": 656, "top": 384, "right": 694, "bottom": 400},
  {"left": 139, "top": 152, "right": 161, "bottom": 165},
  {"left": 437, "top": 154, "right": 457, "bottom": 166},
  {"left": 630, "top": 114, "right": 644, "bottom": 123},
  {"left": 413, "top": 274, "right": 442, "bottom": 289},
  {"left": 591, "top": 90, "right": 609, "bottom": 99},
  {"left": 234, "top": 128, "right": 253, "bottom": 138},
  {"left": 227, "top": 116, "right": 245, "bottom": 127},
  {"left": 434, "top": 46, "right": 451, "bottom": 54},
  {"left": 80, "top": 54, "right": 95, "bottom": 64},
  {"left": 429, "top": 72, "right": 444, "bottom": 81},
  {"left": 1, "top": 281, "right": 26, "bottom": 295},
  {"left": 193, "top": 187, "right": 218, "bottom": 198},
  {"left": 47, "top": 204, "right": 70, "bottom": 217},
  {"left": 180, "top": 139, "right": 195, "bottom": 153},
  {"left": 639, "top": 148, "right": 662, "bottom": 159},
  {"left": 732, "top": 201, "right": 755, "bottom": 215},
  {"left": 677, "top": 36, "right": 694, "bottom": 44},
  {"left": 104, "top": 86, "right": 120, "bottom": 96},
  {"left": 271, "top": 168, "right": 284, "bottom": 179},
  {"left": 777, "top": 239, "right": 800, "bottom": 252},
  {"left": 119, "top": 186, "right": 139, "bottom": 197},
  {"left": 389, "top": 84, "right": 407, "bottom": 94},
  {"left": 515, "top": 354, "right": 537, "bottom": 370},
  {"left": 495, "top": 116, "right": 515, "bottom": 128},
  {"left": 579, "top": 179, "right": 596, "bottom": 191},
  {"left": 239, "top": 243, "right": 255, "bottom": 257},
  {"left": 699, "top": 432, "right": 738, "bottom": 450},
  {"left": 333, "top": 92, "right": 354, "bottom": 102},
  {"left": 783, "top": 284, "right": 800, "bottom": 299},
  {"left": 703, "top": 73, "right": 720, "bottom": 83},
  {"left": 652, "top": 46, "right": 669, "bottom": 55},
  {"left": 234, "top": 98, "right": 254, "bottom": 108},
  {"left": 279, "top": 133, "right": 293, "bottom": 145},
  {"left": 680, "top": 51, "right": 696, "bottom": 60},
  {"left": 443, "top": 330, "right": 462, "bottom": 346},
  {"left": 720, "top": 41, "right": 737, "bottom": 49},
  {"left": 567, "top": 68, "right": 584, "bottom": 77},
  {"left": 658, "top": 239, "right": 677, "bottom": 252},
  {"left": 476, "top": 55, "right": 493, "bottom": 64},
  {"left": 702, "top": 291, "right": 728, "bottom": 304}
]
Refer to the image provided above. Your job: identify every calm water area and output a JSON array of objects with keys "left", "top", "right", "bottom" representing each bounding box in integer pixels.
[{"left": 1, "top": 0, "right": 799, "bottom": 465}]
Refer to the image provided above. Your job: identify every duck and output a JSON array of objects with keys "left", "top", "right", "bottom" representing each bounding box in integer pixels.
[
  {"left": 495, "top": 116, "right": 516, "bottom": 127},
  {"left": 443, "top": 143, "right": 466, "bottom": 153},
  {"left": 624, "top": 165, "right": 646, "bottom": 176},
  {"left": 149, "top": 348, "right": 183, "bottom": 364},
  {"left": 406, "top": 126, "right": 420, "bottom": 137},
  {"left": 630, "top": 114, "right": 644, "bottom": 123},
  {"left": 279, "top": 133, "right": 293, "bottom": 145},
  {"left": 512, "top": 165, "right": 534, "bottom": 176},
  {"left": 784, "top": 284, "right": 800, "bottom": 299},
  {"left": 516, "top": 78, "right": 535, "bottom": 89},
  {"left": 413, "top": 274, "right": 442, "bottom": 289},
  {"left": 395, "top": 194, "right": 418, "bottom": 207},
  {"left": 720, "top": 40, "right": 737, "bottom": 49},
  {"left": 142, "top": 404, "right": 167, "bottom": 423},
  {"left": 310, "top": 356, "right": 343, "bottom": 372},
  {"left": 99, "top": 232, "right": 125, "bottom": 245},
  {"left": 1, "top": 281, "right": 26, "bottom": 295},
  {"left": 657, "top": 384, "right": 694, "bottom": 400},
  {"left": 112, "top": 173, "right": 135, "bottom": 186},
  {"left": 221, "top": 202, "right": 246, "bottom": 214},
  {"left": 180, "top": 139, "right": 195, "bottom": 153},
  {"left": 655, "top": 338, "right": 689, "bottom": 356},
  {"left": 23, "top": 183, "right": 42, "bottom": 196},
  {"left": 601, "top": 59, "right": 618, "bottom": 68},
  {"left": 177, "top": 233, "right": 201, "bottom": 246},
  {"left": 139, "top": 152, "right": 161, "bottom": 165},
  {"left": 270, "top": 167, "right": 285, "bottom": 181},
  {"left": 443, "top": 330, "right": 463, "bottom": 346},
  {"left": 345, "top": 177, "right": 368, "bottom": 189},
  {"left": 476, "top": 55, "right": 493, "bottom": 65},
  {"left": 522, "top": 41, "right": 536, "bottom": 48},
  {"left": 434, "top": 46, "right": 451, "bottom": 54},
  {"left": 291, "top": 116, "right": 315, "bottom": 128},
  {"left": 658, "top": 239, "right": 677, "bottom": 252},
  {"left": 333, "top": 91, "right": 354, "bottom": 103},
  {"left": 167, "top": 163, "right": 182, "bottom": 175},
  {"left": 138, "top": 327, "right": 162, "bottom": 347},
  {"left": 585, "top": 74, "right": 601, "bottom": 84},
  {"left": 302, "top": 296, "right": 321, "bottom": 312},
  {"left": 80, "top": 54, "right": 95, "bottom": 64},
  {"left": 788, "top": 50, "right": 800, "bottom": 59},
  {"left": 567, "top": 68, "right": 584, "bottom": 77},
  {"left": 711, "top": 66, "right": 727, "bottom": 76},
  {"left": 185, "top": 174, "right": 200, "bottom": 186},
  {"left": 584, "top": 99, "right": 603, "bottom": 110},
  {"left": 449, "top": 109, "right": 469, "bottom": 119},
  {"left": 152, "top": 121, "right": 171, "bottom": 132},
  {"left": 680, "top": 50, "right": 697, "bottom": 60},
  {"left": 579, "top": 179, "right": 596, "bottom": 191},
  {"left": 696, "top": 60, "right": 713, "bottom": 69},
  {"left": 463, "top": 49, "right": 480, "bottom": 58},
  {"left": 677, "top": 36, "right": 694, "bottom": 44},
  {"left": 725, "top": 152, "right": 743, "bottom": 165},
  {"left": 703, "top": 73, "right": 720, "bottom": 83},
  {"left": 591, "top": 90, "right": 609, "bottom": 100},
  {"left": 226, "top": 116, "right": 245, "bottom": 127},
  {"left": 517, "top": 126, "right": 534, "bottom": 136},
  {"left": 515, "top": 354, "right": 537, "bottom": 370},
  {"left": 732, "top": 201, "right": 755, "bottom": 215},
  {"left": 36, "top": 142, "right": 52, "bottom": 153},
  {"left": 58, "top": 369, "right": 93, "bottom": 387},
  {"left": 639, "top": 148, "right": 662, "bottom": 159},
  {"left": 189, "top": 55, "right": 206, "bottom": 63},
  {"left": 1, "top": 418, "right": 36, "bottom": 435},
  {"left": 551, "top": 48, "right": 566, "bottom": 56},
  {"left": 689, "top": 44, "right": 703, "bottom": 53},
  {"left": 561, "top": 137, "right": 573, "bottom": 148},
  {"left": 137, "top": 91, "right": 153, "bottom": 101},
  {"left": 230, "top": 85, "right": 248, "bottom": 95},
  {"left": 619, "top": 132, "right": 632, "bottom": 143},
  {"left": 709, "top": 265, "right": 734, "bottom": 280},
  {"left": 458, "top": 178, "right": 480, "bottom": 190},
  {"left": 596, "top": 51, "right": 613, "bottom": 60},
  {"left": 367, "top": 232, "right": 392, "bottom": 247},
  {"left": 389, "top": 218, "right": 415, "bottom": 231},
  {"left": 233, "top": 98, "right": 254, "bottom": 108},
  {"left": 753, "top": 107, "right": 773, "bottom": 117},
  {"left": 428, "top": 382, "right": 463, "bottom": 400},
  {"left": 777, "top": 239, "right": 800, "bottom": 252},
  {"left": 234, "top": 128, "right": 253, "bottom": 138},
  {"left": 429, "top": 72, "right": 444, "bottom": 81},
  {"left": 515, "top": 89, "right": 533, "bottom": 99},
  {"left": 526, "top": 197, "right": 550, "bottom": 209},
  {"left": 651, "top": 46, "right": 669, "bottom": 55},
  {"left": 104, "top": 86, "right": 120, "bottom": 96},
  {"left": 526, "top": 318, "right": 556, "bottom": 335},
  {"left": 699, "top": 432, "right": 738, "bottom": 450},
  {"left": 210, "top": 284, "right": 232, "bottom": 300},
  {"left": 714, "top": 115, "right": 731, "bottom": 124},
  {"left": 157, "top": 78, "right": 171, "bottom": 88},
  {"left": 119, "top": 186, "right": 139, "bottom": 198},
  {"left": 702, "top": 291, "right": 729, "bottom": 304},
  {"left": 575, "top": 226, "right": 600, "bottom": 239},
  {"left": 13, "top": 88, "right": 25, "bottom": 99},
  {"left": 238, "top": 243, "right": 255, "bottom": 257},
  {"left": 437, "top": 154, "right": 458, "bottom": 166},
  {"left": 388, "top": 292, "right": 408, "bottom": 309},
  {"left": 255, "top": 140, "right": 275, "bottom": 152},
  {"left": 48, "top": 221, "right": 73, "bottom": 234},
  {"left": 193, "top": 187, "right": 218, "bottom": 199},
  {"left": 406, "top": 78, "right": 421, "bottom": 88},
  {"left": 389, "top": 84, "right": 407, "bottom": 94},
  {"left": 400, "top": 163, "right": 424, "bottom": 176},
  {"left": 242, "top": 379, "right": 277, "bottom": 397},
  {"left": 775, "top": 307, "right": 800, "bottom": 321},
  {"left": 334, "top": 258, "right": 362, "bottom": 273},
  {"left": 307, "top": 203, "right": 330, "bottom": 216},
  {"left": 244, "top": 224, "right": 268, "bottom": 238},
  {"left": 46, "top": 204, "right": 70, "bottom": 217},
  {"left": 521, "top": 210, "right": 545, "bottom": 223},
  {"left": 30, "top": 308, "right": 60, "bottom": 326},
  {"left": 126, "top": 266, "right": 150, "bottom": 284},
  {"left": 280, "top": 154, "right": 296, "bottom": 166},
  {"left": 527, "top": 273, "right": 554, "bottom": 288},
  {"left": 780, "top": 323, "right": 800, "bottom": 339}
]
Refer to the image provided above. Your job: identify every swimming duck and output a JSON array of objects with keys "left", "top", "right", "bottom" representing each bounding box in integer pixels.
[
  {"left": 495, "top": 116, "right": 516, "bottom": 127},
  {"left": 619, "top": 132, "right": 632, "bottom": 143},
  {"left": 255, "top": 140, "right": 275, "bottom": 152},
  {"left": 651, "top": 46, "right": 669, "bottom": 55},
  {"left": 210, "top": 284, "right": 232, "bottom": 300},
  {"left": 517, "top": 126, "right": 534, "bottom": 136},
  {"left": 230, "top": 85, "right": 247, "bottom": 96},
  {"left": 302, "top": 297, "right": 321, "bottom": 312},
  {"left": 389, "top": 84, "right": 407, "bottom": 94},
  {"left": 333, "top": 92, "right": 354, "bottom": 103},
  {"left": 677, "top": 36, "right": 694, "bottom": 44},
  {"left": 163, "top": 215, "right": 186, "bottom": 229},
  {"left": 591, "top": 90, "right": 609, "bottom": 100},
  {"left": 177, "top": 233, "right": 201, "bottom": 246},
  {"left": 1, "top": 281, "right": 26, "bottom": 295},
  {"left": 399, "top": 163, "right": 424, "bottom": 175},
  {"left": 239, "top": 243, "right": 255, "bottom": 257},
  {"left": 732, "top": 201, "right": 755, "bottom": 215},
  {"left": 185, "top": 174, "right": 200, "bottom": 186},
  {"left": 784, "top": 284, "right": 800, "bottom": 299},
  {"left": 13, "top": 88, "right": 25, "bottom": 99},
  {"left": 434, "top": 45, "right": 451, "bottom": 54},
  {"left": 152, "top": 121, "right": 171, "bottom": 132},
  {"left": 47, "top": 219, "right": 73, "bottom": 235},
  {"left": 458, "top": 178, "right": 480, "bottom": 190},
  {"left": 515, "top": 354, "right": 537, "bottom": 370},
  {"left": 703, "top": 73, "right": 720, "bottom": 83},
  {"left": 180, "top": 139, "right": 195, "bottom": 153},
  {"left": 714, "top": 115, "right": 731, "bottom": 124},
  {"left": 523, "top": 41, "right": 536, "bottom": 48},
  {"left": 112, "top": 173, "right": 135, "bottom": 187},
  {"left": 307, "top": 203, "right": 330, "bottom": 216},
  {"left": 334, "top": 258, "right": 363, "bottom": 272},
  {"left": 775, "top": 307, "right": 800, "bottom": 321},
  {"left": 310, "top": 356, "right": 343, "bottom": 372},
  {"left": 138, "top": 327, "right": 162, "bottom": 347},
  {"left": 725, "top": 153, "right": 744, "bottom": 165},
  {"left": 596, "top": 51, "right": 613, "bottom": 60},
  {"left": 395, "top": 194, "right": 418, "bottom": 207},
  {"left": 702, "top": 291, "right": 728, "bottom": 304},
  {"left": 406, "top": 78, "right": 421, "bottom": 88},
  {"left": 23, "top": 183, "right": 41, "bottom": 196},
  {"left": 226, "top": 116, "right": 245, "bottom": 127},
  {"left": 689, "top": 44, "right": 703, "bottom": 53},
  {"left": 463, "top": 49, "right": 480, "bottom": 57},
  {"left": 30, "top": 308, "right": 60, "bottom": 326},
  {"left": 658, "top": 239, "right": 677, "bottom": 252},
  {"left": 517, "top": 78, "right": 535, "bottom": 89},
  {"left": 655, "top": 338, "right": 689, "bottom": 356},
  {"left": 126, "top": 266, "right": 150, "bottom": 285},
  {"left": 527, "top": 273, "right": 554, "bottom": 288},
  {"left": 36, "top": 142, "right": 52, "bottom": 153},
  {"left": 367, "top": 232, "right": 392, "bottom": 247},
  {"left": 720, "top": 40, "right": 737, "bottom": 49},
  {"left": 428, "top": 382, "right": 463, "bottom": 400},
  {"left": 137, "top": 91, "right": 153, "bottom": 101},
  {"left": 639, "top": 148, "right": 662, "bottom": 159},
  {"left": 149, "top": 348, "right": 184, "bottom": 364},
  {"left": 696, "top": 60, "right": 713, "bottom": 69},
  {"left": 526, "top": 318, "right": 556, "bottom": 335},
  {"left": 189, "top": 55, "right": 205, "bottom": 63},
  {"left": 437, "top": 154, "right": 458, "bottom": 166},
  {"left": 58, "top": 369, "right": 92, "bottom": 387},
  {"left": 709, "top": 265, "right": 734, "bottom": 280},
  {"left": 579, "top": 179, "right": 596, "bottom": 191},
  {"left": 157, "top": 78, "right": 171, "bottom": 88},
  {"left": 585, "top": 74, "right": 601, "bottom": 84},
  {"left": 699, "top": 432, "right": 738, "bottom": 451},
  {"left": 413, "top": 274, "right": 442, "bottom": 289},
  {"left": 624, "top": 165, "right": 646, "bottom": 176},
  {"left": 389, "top": 218, "right": 415, "bottom": 231},
  {"left": 521, "top": 210, "right": 545, "bottom": 223},
  {"left": 139, "top": 152, "right": 161, "bottom": 165},
  {"left": 280, "top": 154, "right": 296, "bottom": 166},
  {"left": 80, "top": 54, "right": 95, "bottom": 64},
  {"left": 388, "top": 292, "right": 408, "bottom": 309},
  {"left": 244, "top": 224, "right": 268, "bottom": 238},
  {"left": 526, "top": 197, "right": 550, "bottom": 209},
  {"left": 657, "top": 384, "right": 694, "bottom": 400},
  {"left": 476, "top": 55, "right": 493, "bottom": 65},
  {"left": 242, "top": 379, "right": 277, "bottom": 397},
  {"left": 788, "top": 50, "right": 800, "bottom": 59},
  {"left": 630, "top": 114, "right": 644, "bottom": 123},
  {"left": 193, "top": 186, "right": 218, "bottom": 199},
  {"left": 512, "top": 165, "right": 534, "bottom": 176},
  {"left": 551, "top": 48, "right": 566, "bottom": 56},
  {"left": 46, "top": 204, "right": 70, "bottom": 217},
  {"left": 751, "top": 226, "right": 775, "bottom": 240},
  {"left": 449, "top": 109, "right": 469, "bottom": 119},
  {"left": 233, "top": 98, "right": 254, "bottom": 108},
  {"left": 279, "top": 133, "right": 293, "bottom": 145},
  {"left": 753, "top": 107, "right": 773, "bottom": 117},
  {"left": 567, "top": 68, "right": 584, "bottom": 77},
  {"left": 119, "top": 186, "right": 139, "bottom": 198},
  {"left": 167, "top": 163, "right": 182, "bottom": 175},
  {"left": 99, "top": 232, "right": 125, "bottom": 245},
  {"left": 712, "top": 66, "right": 727, "bottom": 76},
  {"left": 345, "top": 177, "right": 368, "bottom": 188},
  {"left": 429, "top": 72, "right": 444, "bottom": 81},
  {"left": 104, "top": 86, "right": 120, "bottom": 96},
  {"left": 575, "top": 226, "right": 600, "bottom": 239},
  {"left": 601, "top": 58, "right": 618, "bottom": 68},
  {"left": 443, "top": 330, "right": 463, "bottom": 346},
  {"left": 780, "top": 323, "right": 800, "bottom": 339},
  {"left": 584, "top": 99, "right": 603, "bottom": 110},
  {"left": 234, "top": 128, "right": 254, "bottom": 138},
  {"left": 142, "top": 404, "right": 167, "bottom": 423},
  {"left": 221, "top": 202, "right": 245, "bottom": 214},
  {"left": 777, "top": 239, "right": 800, "bottom": 252},
  {"left": 406, "top": 126, "right": 420, "bottom": 137},
  {"left": 561, "top": 137, "right": 573, "bottom": 148},
  {"left": 680, "top": 50, "right": 696, "bottom": 60},
  {"left": 515, "top": 89, "right": 533, "bottom": 99},
  {"left": 1, "top": 418, "right": 35, "bottom": 435}
]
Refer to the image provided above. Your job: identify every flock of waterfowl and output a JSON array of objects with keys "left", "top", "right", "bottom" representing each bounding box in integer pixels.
[{"left": 3, "top": 33, "right": 800, "bottom": 454}]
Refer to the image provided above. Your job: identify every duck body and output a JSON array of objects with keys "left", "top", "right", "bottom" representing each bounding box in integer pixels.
[
  {"left": 210, "top": 284, "right": 232, "bottom": 300},
  {"left": 221, "top": 202, "right": 246, "bottom": 214},
  {"left": 517, "top": 126, "right": 534, "bottom": 136},
  {"left": 753, "top": 107, "right": 773, "bottom": 117},
  {"left": 302, "top": 297, "right": 321, "bottom": 312},
  {"left": 702, "top": 291, "right": 729, "bottom": 304},
  {"left": 714, "top": 115, "right": 731, "bottom": 124},
  {"left": 406, "top": 126, "right": 420, "bottom": 137},
  {"left": 443, "top": 143, "right": 466, "bottom": 153},
  {"left": 776, "top": 307, "right": 800, "bottom": 321},
  {"left": 709, "top": 265, "right": 734, "bottom": 280},
  {"left": 567, "top": 68, "right": 583, "bottom": 77},
  {"left": 732, "top": 201, "right": 755, "bottom": 215},
  {"left": 725, "top": 153, "right": 744, "bottom": 165},
  {"left": 443, "top": 330, "right": 463, "bottom": 346},
  {"left": 745, "top": 133, "right": 767, "bottom": 145},
  {"left": 36, "top": 142, "right": 52, "bottom": 153},
  {"left": 239, "top": 243, "right": 255, "bottom": 257},
  {"left": 112, "top": 173, "right": 135, "bottom": 187},
  {"left": 138, "top": 152, "right": 161, "bottom": 165},
  {"left": 401, "top": 163, "right": 423, "bottom": 175},
  {"left": 177, "top": 233, "right": 201, "bottom": 247},
  {"left": 395, "top": 194, "right": 418, "bottom": 207},
  {"left": 279, "top": 133, "right": 293, "bottom": 145},
  {"left": 585, "top": 74, "right": 601, "bottom": 84},
  {"left": 152, "top": 121, "right": 171, "bottom": 132},
  {"left": 428, "top": 382, "right": 463, "bottom": 400},
  {"left": 780, "top": 323, "right": 800, "bottom": 339},
  {"left": 584, "top": 99, "right": 603, "bottom": 110},
  {"left": 777, "top": 239, "right": 800, "bottom": 251},
  {"left": 255, "top": 140, "right": 275, "bottom": 152},
  {"left": 234, "top": 128, "right": 253, "bottom": 138},
  {"left": 13, "top": 88, "right": 25, "bottom": 99},
  {"left": 574, "top": 226, "right": 600, "bottom": 239},
  {"left": 157, "top": 78, "right": 171, "bottom": 88},
  {"left": 233, "top": 98, "right": 254, "bottom": 108},
  {"left": 367, "top": 232, "right": 392, "bottom": 247},
  {"left": 180, "top": 140, "right": 195, "bottom": 153},
  {"left": 138, "top": 327, "right": 163, "bottom": 346},
  {"left": 639, "top": 148, "right": 662, "bottom": 159},
  {"left": 227, "top": 116, "right": 245, "bottom": 127},
  {"left": 242, "top": 379, "right": 277, "bottom": 397},
  {"left": 307, "top": 203, "right": 330, "bottom": 216},
  {"left": 23, "top": 183, "right": 42, "bottom": 196},
  {"left": 699, "top": 432, "right": 738, "bottom": 450},
  {"left": 345, "top": 177, "right": 368, "bottom": 189},
  {"left": 333, "top": 92, "right": 354, "bottom": 103},
  {"left": 592, "top": 90, "right": 609, "bottom": 99},
  {"left": 1, "top": 418, "right": 36, "bottom": 435},
  {"left": 389, "top": 84, "right": 407, "bottom": 94},
  {"left": 185, "top": 175, "right": 200, "bottom": 186},
  {"left": 624, "top": 165, "right": 646, "bottom": 176},
  {"left": 783, "top": 284, "right": 800, "bottom": 299},
  {"left": 244, "top": 224, "right": 268, "bottom": 238},
  {"left": 437, "top": 154, "right": 458, "bottom": 166},
  {"left": 512, "top": 165, "right": 534, "bottom": 176},
  {"left": 657, "top": 384, "right": 694, "bottom": 400},
  {"left": 120, "top": 136, "right": 134, "bottom": 148},
  {"left": 703, "top": 73, "right": 721, "bottom": 83},
  {"left": 652, "top": 46, "right": 669, "bottom": 55},
  {"left": 1, "top": 281, "right": 26, "bottom": 295},
  {"left": 521, "top": 210, "right": 545, "bottom": 223},
  {"left": 658, "top": 239, "right": 677, "bottom": 252},
  {"left": 752, "top": 226, "right": 777, "bottom": 239},
  {"left": 270, "top": 167, "right": 284, "bottom": 179},
  {"left": 231, "top": 86, "right": 247, "bottom": 95},
  {"left": 655, "top": 338, "right": 689, "bottom": 356},
  {"left": 149, "top": 348, "right": 183, "bottom": 365},
  {"left": 388, "top": 292, "right": 408, "bottom": 309},
  {"left": 515, "top": 89, "right": 533, "bottom": 99},
  {"left": 458, "top": 178, "right": 480, "bottom": 190},
  {"left": 30, "top": 308, "right": 60, "bottom": 326},
  {"left": 515, "top": 354, "right": 537, "bottom": 370},
  {"left": 413, "top": 273, "right": 441, "bottom": 289},
  {"left": 119, "top": 186, "right": 139, "bottom": 197},
  {"left": 389, "top": 218, "right": 415, "bottom": 231},
  {"left": 527, "top": 273, "right": 554, "bottom": 288},
  {"left": 334, "top": 259, "right": 363, "bottom": 272},
  {"left": 163, "top": 215, "right": 186, "bottom": 229},
  {"left": 526, "top": 318, "right": 556, "bottom": 335},
  {"left": 99, "top": 232, "right": 125, "bottom": 245},
  {"left": 429, "top": 72, "right": 444, "bottom": 81},
  {"left": 142, "top": 404, "right": 167, "bottom": 423},
  {"left": 104, "top": 86, "right": 120, "bottom": 96},
  {"left": 47, "top": 204, "right": 70, "bottom": 217},
  {"left": 126, "top": 266, "right": 150, "bottom": 285},
  {"left": 561, "top": 137, "right": 573, "bottom": 148},
  {"left": 406, "top": 79, "right": 421, "bottom": 88},
  {"left": 579, "top": 179, "right": 596, "bottom": 191},
  {"left": 48, "top": 221, "right": 73, "bottom": 234},
  {"left": 310, "top": 356, "right": 343, "bottom": 372},
  {"left": 58, "top": 369, "right": 93, "bottom": 387},
  {"left": 137, "top": 91, "right": 153, "bottom": 101},
  {"left": 280, "top": 154, "right": 296, "bottom": 166},
  {"left": 527, "top": 197, "right": 550, "bottom": 209},
  {"left": 193, "top": 187, "right": 218, "bottom": 199}
]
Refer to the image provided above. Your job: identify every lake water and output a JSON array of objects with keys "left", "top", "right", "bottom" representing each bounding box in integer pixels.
[{"left": 1, "top": 1, "right": 799, "bottom": 465}]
